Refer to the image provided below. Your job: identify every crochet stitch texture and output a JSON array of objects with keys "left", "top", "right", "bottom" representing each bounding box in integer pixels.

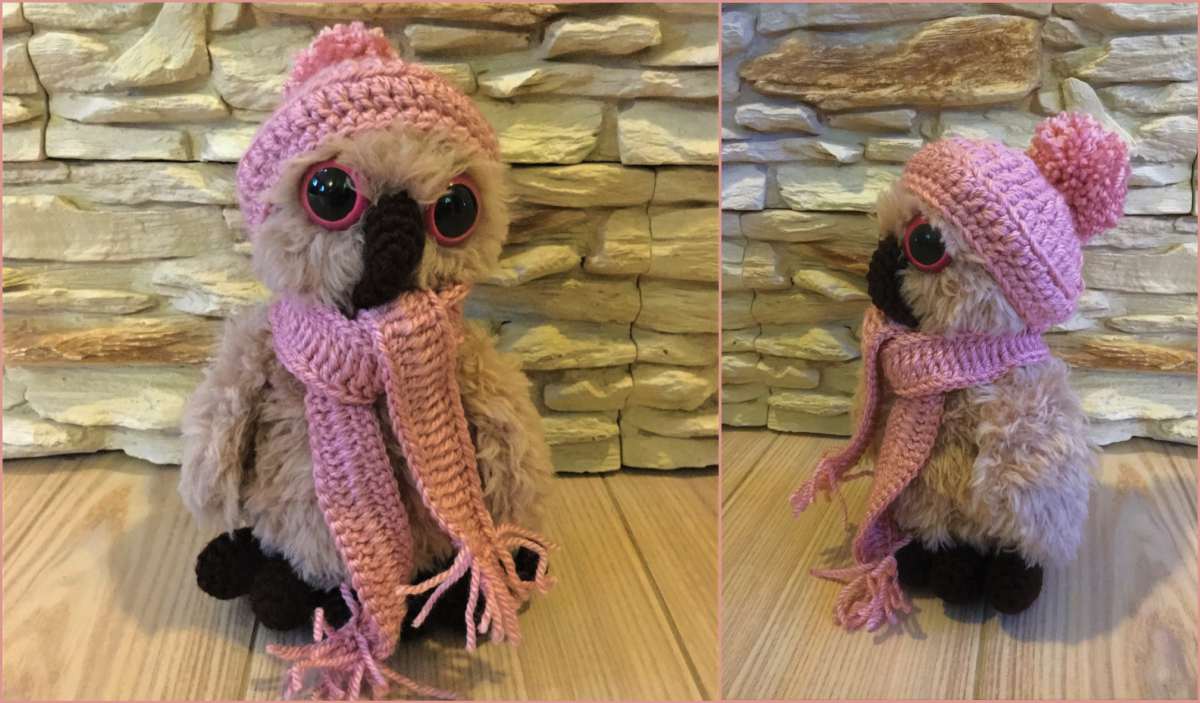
[
  {"left": 269, "top": 288, "right": 553, "bottom": 699},
  {"left": 901, "top": 112, "right": 1129, "bottom": 331},
  {"left": 236, "top": 22, "right": 500, "bottom": 233}
]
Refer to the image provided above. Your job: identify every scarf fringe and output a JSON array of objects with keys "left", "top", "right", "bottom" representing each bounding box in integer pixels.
[
  {"left": 790, "top": 452, "right": 852, "bottom": 515},
  {"left": 811, "top": 546, "right": 911, "bottom": 632},
  {"left": 268, "top": 586, "right": 455, "bottom": 701},
  {"left": 399, "top": 526, "right": 556, "bottom": 651}
]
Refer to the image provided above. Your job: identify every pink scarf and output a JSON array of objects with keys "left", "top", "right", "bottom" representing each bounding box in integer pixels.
[
  {"left": 267, "top": 285, "right": 553, "bottom": 699},
  {"left": 790, "top": 307, "right": 1049, "bottom": 631}
]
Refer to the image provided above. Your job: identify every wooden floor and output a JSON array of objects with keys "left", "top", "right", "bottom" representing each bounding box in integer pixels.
[
  {"left": 722, "top": 430, "right": 1198, "bottom": 700},
  {"left": 2, "top": 452, "right": 716, "bottom": 701}
]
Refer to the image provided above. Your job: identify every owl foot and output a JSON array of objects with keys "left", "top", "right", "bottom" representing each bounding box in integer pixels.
[
  {"left": 985, "top": 550, "right": 1043, "bottom": 615},
  {"left": 928, "top": 544, "right": 987, "bottom": 605},
  {"left": 195, "top": 527, "right": 265, "bottom": 600},
  {"left": 249, "top": 557, "right": 324, "bottom": 630},
  {"left": 895, "top": 540, "right": 935, "bottom": 589},
  {"left": 195, "top": 529, "right": 328, "bottom": 631},
  {"left": 196, "top": 536, "right": 541, "bottom": 635}
]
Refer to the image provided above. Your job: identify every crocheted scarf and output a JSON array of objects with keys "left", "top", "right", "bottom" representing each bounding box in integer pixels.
[
  {"left": 266, "top": 285, "right": 553, "bottom": 700},
  {"left": 790, "top": 306, "right": 1049, "bottom": 632}
]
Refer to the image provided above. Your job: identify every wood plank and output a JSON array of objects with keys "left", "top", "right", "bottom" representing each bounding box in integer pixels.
[
  {"left": 3, "top": 454, "right": 77, "bottom": 552},
  {"left": 604, "top": 468, "right": 717, "bottom": 698},
  {"left": 2, "top": 452, "right": 258, "bottom": 700},
  {"left": 722, "top": 433, "right": 984, "bottom": 699},
  {"left": 244, "top": 473, "right": 701, "bottom": 700},
  {"left": 721, "top": 428, "right": 778, "bottom": 506},
  {"left": 974, "top": 438, "right": 1198, "bottom": 699}
]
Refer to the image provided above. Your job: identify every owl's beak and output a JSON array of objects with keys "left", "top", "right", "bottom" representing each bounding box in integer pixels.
[
  {"left": 350, "top": 190, "right": 425, "bottom": 312},
  {"left": 866, "top": 235, "right": 919, "bottom": 328}
]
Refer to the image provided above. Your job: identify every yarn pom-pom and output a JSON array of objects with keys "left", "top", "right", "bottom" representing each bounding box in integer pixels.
[
  {"left": 1027, "top": 111, "right": 1130, "bottom": 242},
  {"left": 284, "top": 22, "right": 397, "bottom": 98}
]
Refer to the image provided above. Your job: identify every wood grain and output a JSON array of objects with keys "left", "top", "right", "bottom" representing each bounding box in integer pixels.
[
  {"left": 604, "top": 469, "right": 718, "bottom": 698},
  {"left": 2, "top": 453, "right": 257, "bottom": 700},
  {"left": 3, "top": 453, "right": 715, "bottom": 700},
  {"left": 721, "top": 429, "right": 778, "bottom": 505},
  {"left": 723, "top": 433, "right": 983, "bottom": 699},
  {"left": 722, "top": 431, "right": 1198, "bottom": 700},
  {"left": 243, "top": 471, "right": 709, "bottom": 700},
  {"left": 973, "top": 438, "right": 1198, "bottom": 699}
]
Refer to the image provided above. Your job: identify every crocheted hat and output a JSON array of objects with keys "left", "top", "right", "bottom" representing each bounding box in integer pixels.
[
  {"left": 901, "top": 112, "right": 1130, "bottom": 331},
  {"left": 236, "top": 22, "right": 500, "bottom": 234}
]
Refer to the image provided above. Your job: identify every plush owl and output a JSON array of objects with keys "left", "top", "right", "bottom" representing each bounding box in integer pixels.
[
  {"left": 792, "top": 112, "right": 1130, "bottom": 631},
  {"left": 178, "top": 23, "right": 554, "bottom": 698}
]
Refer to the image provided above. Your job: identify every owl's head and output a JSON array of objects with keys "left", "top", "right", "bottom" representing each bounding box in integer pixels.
[
  {"left": 867, "top": 112, "right": 1130, "bottom": 336},
  {"left": 236, "top": 23, "right": 508, "bottom": 315}
]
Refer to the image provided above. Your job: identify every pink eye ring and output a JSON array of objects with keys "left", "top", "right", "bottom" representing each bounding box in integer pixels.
[
  {"left": 300, "top": 160, "right": 368, "bottom": 230},
  {"left": 425, "top": 175, "right": 481, "bottom": 247},
  {"left": 902, "top": 215, "right": 950, "bottom": 273}
]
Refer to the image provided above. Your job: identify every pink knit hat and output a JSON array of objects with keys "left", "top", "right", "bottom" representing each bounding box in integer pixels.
[
  {"left": 901, "top": 112, "right": 1130, "bottom": 331},
  {"left": 236, "top": 22, "right": 500, "bottom": 234}
]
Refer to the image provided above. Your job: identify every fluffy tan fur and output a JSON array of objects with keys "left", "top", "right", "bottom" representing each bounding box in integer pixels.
[
  {"left": 888, "top": 359, "right": 1095, "bottom": 567},
  {"left": 179, "top": 124, "right": 550, "bottom": 588},
  {"left": 861, "top": 181, "right": 1096, "bottom": 567},
  {"left": 179, "top": 305, "right": 274, "bottom": 531}
]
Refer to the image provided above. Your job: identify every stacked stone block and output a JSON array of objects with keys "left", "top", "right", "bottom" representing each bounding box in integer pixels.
[
  {"left": 2, "top": 3, "right": 719, "bottom": 470},
  {"left": 721, "top": 3, "right": 1198, "bottom": 445}
]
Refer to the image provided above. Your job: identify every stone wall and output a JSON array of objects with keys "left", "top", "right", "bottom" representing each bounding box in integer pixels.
[
  {"left": 721, "top": 3, "right": 1198, "bottom": 445},
  {"left": 2, "top": 2, "right": 719, "bottom": 471}
]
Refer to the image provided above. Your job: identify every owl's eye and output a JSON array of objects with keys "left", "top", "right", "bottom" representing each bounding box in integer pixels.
[
  {"left": 425, "top": 176, "right": 480, "bottom": 247},
  {"left": 300, "top": 161, "right": 367, "bottom": 230},
  {"left": 902, "top": 215, "right": 950, "bottom": 273}
]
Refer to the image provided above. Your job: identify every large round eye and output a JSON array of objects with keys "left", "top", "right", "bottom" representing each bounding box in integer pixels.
[
  {"left": 902, "top": 215, "right": 950, "bottom": 273},
  {"left": 425, "top": 176, "right": 480, "bottom": 247},
  {"left": 300, "top": 161, "right": 367, "bottom": 230}
]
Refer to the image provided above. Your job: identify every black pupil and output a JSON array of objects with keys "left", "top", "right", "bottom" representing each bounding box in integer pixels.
[
  {"left": 306, "top": 167, "right": 357, "bottom": 222},
  {"left": 908, "top": 224, "right": 945, "bottom": 266},
  {"left": 433, "top": 184, "right": 478, "bottom": 240}
]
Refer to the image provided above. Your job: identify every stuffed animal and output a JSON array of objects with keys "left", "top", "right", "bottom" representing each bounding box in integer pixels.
[
  {"left": 178, "top": 23, "right": 554, "bottom": 698},
  {"left": 791, "top": 112, "right": 1130, "bottom": 631}
]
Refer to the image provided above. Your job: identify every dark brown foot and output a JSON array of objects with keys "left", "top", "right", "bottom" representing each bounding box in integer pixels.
[
  {"left": 929, "top": 544, "right": 987, "bottom": 605},
  {"left": 986, "top": 550, "right": 1043, "bottom": 615},
  {"left": 895, "top": 541, "right": 935, "bottom": 590},
  {"left": 249, "top": 558, "right": 322, "bottom": 631},
  {"left": 316, "top": 588, "right": 353, "bottom": 630},
  {"left": 195, "top": 528, "right": 264, "bottom": 600}
]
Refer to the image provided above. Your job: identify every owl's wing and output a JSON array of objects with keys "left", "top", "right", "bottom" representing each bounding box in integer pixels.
[{"left": 178, "top": 303, "right": 274, "bottom": 533}]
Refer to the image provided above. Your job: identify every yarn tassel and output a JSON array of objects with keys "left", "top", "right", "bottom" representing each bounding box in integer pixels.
[
  {"left": 399, "top": 525, "right": 556, "bottom": 649},
  {"left": 811, "top": 547, "right": 911, "bottom": 632},
  {"left": 267, "top": 586, "right": 455, "bottom": 701}
]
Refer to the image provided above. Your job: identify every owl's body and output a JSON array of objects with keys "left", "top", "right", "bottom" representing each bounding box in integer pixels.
[
  {"left": 180, "top": 304, "right": 549, "bottom": 595},
  {"left": 177, "top": 26, "right": 554, "bottom": 644},
  {"left": 816, "top": 112, "right": 1131, "bottom": 619},
  {"left": 868, "top": 356, "right": 1094, "bottom": 570}
]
